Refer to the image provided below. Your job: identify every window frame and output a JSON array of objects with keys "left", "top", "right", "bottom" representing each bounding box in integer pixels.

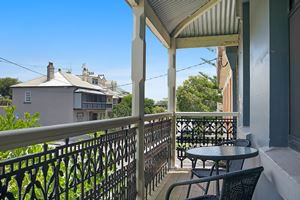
[{"left": 24, "top": 91, "right": 32, "bottom": 103}]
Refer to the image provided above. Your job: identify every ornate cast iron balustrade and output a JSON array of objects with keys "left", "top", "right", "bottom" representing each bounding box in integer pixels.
[
  {"left": 176, "top": 116, "right": 237, "bottom": 167},
  {"left": 144, "top": 118, "right": 171, "bottom": 200},
  {"left": 0, "top": 127, "right": 137, "bottom": 200}
]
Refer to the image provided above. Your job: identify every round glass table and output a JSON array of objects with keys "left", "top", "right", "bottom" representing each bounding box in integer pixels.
[
  {"left": 186, "top": 146, "right": 258, "bottom": 163},
  {"left": 186, "top": 146, "right": 258, "bottom": 195}
]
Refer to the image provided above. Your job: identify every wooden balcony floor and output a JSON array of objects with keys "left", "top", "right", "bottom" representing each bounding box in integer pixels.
[{"left": 149, "top": 169, "right": 217, "bottom": 200}]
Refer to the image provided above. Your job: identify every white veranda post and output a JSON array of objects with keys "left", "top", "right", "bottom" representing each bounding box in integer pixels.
[
  {"left": 131, "top": 0, "right": 146, "bottom": 199},
  {"left": 168, "top": 39, "right": 176, "bottom": 168}
]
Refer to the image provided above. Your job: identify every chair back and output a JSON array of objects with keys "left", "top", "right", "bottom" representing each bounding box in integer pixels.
[
  {"left": 220, "top": 166, "right": 263, "bottom": 200},
  {"left": 227, "top": 139, "right": 250, "bottom": 171},
  {"left": 234, "top": 139, "right": 251, "bottom": 147}
]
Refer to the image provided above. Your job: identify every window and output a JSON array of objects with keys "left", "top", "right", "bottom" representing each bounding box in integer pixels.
[
  {"left": 24, "top": 91, "right": 31, "bottom": 103},
  {"left": 76, "top": 112, "right": 84, "bottom": 121}
]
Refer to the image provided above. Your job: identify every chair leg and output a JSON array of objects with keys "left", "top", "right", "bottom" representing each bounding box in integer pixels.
[
  {"left": 204, "top": 180, "right": 211, "bottom": 195},
  {"left": 186, "top": 172, "right": 194, "bottom": 198}
]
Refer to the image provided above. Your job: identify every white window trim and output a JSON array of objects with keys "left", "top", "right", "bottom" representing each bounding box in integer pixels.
[{"left": 24, "top": 91, "right": 31, "bottom": 103}]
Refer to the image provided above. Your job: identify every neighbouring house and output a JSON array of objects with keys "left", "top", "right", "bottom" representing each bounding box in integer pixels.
[
  {"left": 217, "top": 47, "right": 234, "bottom": 112},
  {"left": 78, "top": 67, "right": 129, "bottom": 108},
  {"left": 11, "top": 63, "right": 114, "bottom": 126}
]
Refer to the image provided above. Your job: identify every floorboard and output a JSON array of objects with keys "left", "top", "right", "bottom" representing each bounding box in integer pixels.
[{"left": 148, "top": 169, "right": 217, "bottom": 200}]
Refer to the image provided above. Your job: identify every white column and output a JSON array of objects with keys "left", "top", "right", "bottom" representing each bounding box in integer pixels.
[
  {"left": 131, "top": 1, "right": 146, "bottom": 199},
  {"left": 168, "top": 39, "right": 176, "bottom": 168}
]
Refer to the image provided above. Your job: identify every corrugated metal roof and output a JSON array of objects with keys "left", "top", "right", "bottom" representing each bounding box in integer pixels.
[
  {"left": 11, "top": 72, "right": 71, "bottom": 87},
  {"left": 145, "top": 0, "right": 239, "bottom": 39},
  {"left": 12, "top": 72, "right": 105, "bottom": 92},
  {"left": 177, "top": 0, "right": 239, "bottom": 38},
  {"left": 147, "top": 0, "right": 209, "bottom": 33}
]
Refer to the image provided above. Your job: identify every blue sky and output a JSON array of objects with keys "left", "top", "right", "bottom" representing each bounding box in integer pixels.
[{"left": 0, "top": 0, "right": 216, "bottom": 101}]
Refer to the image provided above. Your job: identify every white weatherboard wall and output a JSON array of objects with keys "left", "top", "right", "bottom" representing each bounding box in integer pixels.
[{"left": 13, "top": 87, "right": 74, "bottom": 126}]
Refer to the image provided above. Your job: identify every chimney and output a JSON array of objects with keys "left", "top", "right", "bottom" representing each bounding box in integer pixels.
[
  {"left": 82, "top": 67, "right": 89, "bottom": 82},
  {"left": 47, "top": 62, "right": 55, "bottom": 81}
]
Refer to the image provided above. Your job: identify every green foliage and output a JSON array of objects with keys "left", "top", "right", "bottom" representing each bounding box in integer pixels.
[
  {"left": 0, "top": 106, "right": 40, "bottom": 161},
  {"left": 153, "top": 106, "right": 166, "bottom": 113},
  {"left": 0, "top": 97, "right": 12, "bottom": 106},
  {"left": 0, "top": 77, "right": 19, "bottom": 99},
  {"left": 176, "top": 72, "right": 222, "bottom": 112},
  {"left": 144, "top": 98, "right": 155, "bottom": 114},
  {"left": 112, "top": 95, "right": 132, "bottom": 117},
  {"left": 0, "top": 106, "right": 40, "bottom": 131},
  {"left": 112, "top": 94, "right": 156, "bottom": 117},
  {"left": 155, "top": 98, "right": 168, "bottom": 108}
]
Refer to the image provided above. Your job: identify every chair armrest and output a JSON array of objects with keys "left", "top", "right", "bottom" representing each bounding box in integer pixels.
[{"left": 165, "top": 173, "right": 227, "bottom": 200}]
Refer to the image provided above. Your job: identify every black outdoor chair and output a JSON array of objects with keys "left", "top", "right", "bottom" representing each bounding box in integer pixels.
[
  {"left": 187, "top": 139, "right": 251, "bottom": 197},
  {"left": 165, "top": 166, "right": 264, "bottom": 200}
]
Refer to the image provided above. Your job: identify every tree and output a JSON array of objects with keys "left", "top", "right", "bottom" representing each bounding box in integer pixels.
[
  {"left": 156, "top": 98, "right": 168, "bottom": 109},
  {"left": 0, "top": 77, "right": 19, "bottom": 99},
  {"left": 0, "top": 106, "right": 40, "bottom": 131},
  {"left": 153, "top": 106, "right": 166, "bottom": 113},
  {"left": 112, "top": 95, "right": 132, "bottom": 117},
  {"left": 112, "top": 94, "right": 155, "bottom": 117},
  {"left": 176, "top": 72, "right": 222, "bottom": 112}
]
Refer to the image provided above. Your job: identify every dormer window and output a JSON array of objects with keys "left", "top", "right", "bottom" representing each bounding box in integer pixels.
[{"left": 24, "top": 91, "right": 31, "bottom": 103}]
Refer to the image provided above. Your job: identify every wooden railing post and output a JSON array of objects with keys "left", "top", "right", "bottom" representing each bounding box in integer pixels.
[
  {"left": 131, "top": 0, "right": 146, "bottom": 199},
  {"left": 168, "top": 39, "right": 176, "bottom": 168}
]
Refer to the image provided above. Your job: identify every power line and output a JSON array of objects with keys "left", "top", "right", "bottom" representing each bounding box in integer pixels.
[
  {"left": 0, "top": 56, "right": 216, "bottom": 90},
  {"left": 107, "top": 57, "right": 217, "bottom": 89},
  {"left": 0, "top": 57, "right": 45, "bottom": 76}
]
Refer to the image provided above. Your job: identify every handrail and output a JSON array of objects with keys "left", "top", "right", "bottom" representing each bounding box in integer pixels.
[
  {"left": 0, "top": 116, "right": 139, "bottom": 151},
  {"left": 176, "top": 112, "right": 239, "bottom": 117},
  {"left": 144, "top": 112, "right": 173, "bottom": 121},
  {"left": 0, "top": 112, "right": 174, "bottom": 152}
]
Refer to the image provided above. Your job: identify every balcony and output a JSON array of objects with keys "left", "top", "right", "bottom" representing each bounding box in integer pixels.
[
  {"left": 0, "top": 112, "right": 237, "bottom": 199},
  {"left": 81, "top": 102, "right": 107, "bottom": 110}
]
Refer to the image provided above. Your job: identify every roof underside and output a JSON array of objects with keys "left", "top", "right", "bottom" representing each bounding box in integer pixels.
[
  {"left": 147, "top": 0, "right": 209, "bottom": 34},
  {"left": 178, "top": 0, "right": 239, "bottom": 38},
  {"left": 127, "top": 0, "right": 240, "bottom": 48}
]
